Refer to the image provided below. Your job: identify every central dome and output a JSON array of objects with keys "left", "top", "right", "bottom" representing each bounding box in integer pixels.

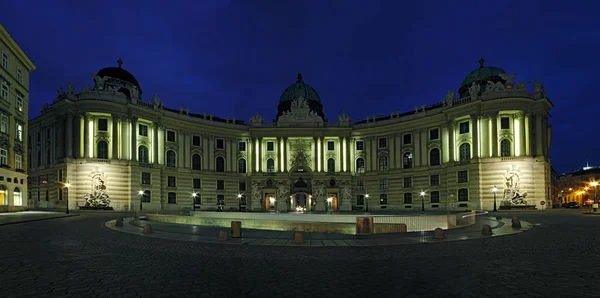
[
  {"left": 96, "top": 58, "right": 142, "bottom": 95},
  {"left": 279, "top": 73, "right": 322, "bottom": 104},
  {"left": 276, "top": 73, "right": 325, "bottom": 121}
]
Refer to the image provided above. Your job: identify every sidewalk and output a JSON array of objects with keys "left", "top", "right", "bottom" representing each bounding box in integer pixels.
[
  {"left": 0, "top": 211, "right": 79, "bottom": 226},
  {"left": 105, "top": 215, "right": 535, "bottom": 247}
]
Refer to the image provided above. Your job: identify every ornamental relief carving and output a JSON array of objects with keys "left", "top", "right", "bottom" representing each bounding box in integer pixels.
[{"left": 326, "top": 152, "right": 336, "bottom": 159}]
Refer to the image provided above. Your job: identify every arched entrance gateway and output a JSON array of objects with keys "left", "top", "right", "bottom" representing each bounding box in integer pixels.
[{"left": 289, "top": 165, "right": 313, "bottom": 212}]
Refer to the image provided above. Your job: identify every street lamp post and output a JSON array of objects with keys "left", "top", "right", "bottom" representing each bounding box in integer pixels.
[
  {"left": 237, "top": 194, "right": 242, "bottom": 211},
  {"left": 192, "top": 193, "right": 198, "bottom": 211},
  {"left": 492, "top": 186, "right": 498, "bottom": 212},
  {"left": 420, "top": 191, "right": 425, "bottom": 212},
  {"left": 138, "top": 190, "right": 144, "bottom": 211},
  {"left": 364, "top": 194, "right": 369, "bottom": 212},
  {"left": 64, "top": 181, "right": 70, "bottom": 214}
]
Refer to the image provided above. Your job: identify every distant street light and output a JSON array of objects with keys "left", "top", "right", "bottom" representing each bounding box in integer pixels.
[{"left": 64, "top": 181, "right": 70, "bottom": 214}]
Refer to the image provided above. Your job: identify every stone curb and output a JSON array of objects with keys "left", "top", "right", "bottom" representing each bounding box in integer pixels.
[
  {"left": 0, "top": 214, "right": 80, "bottom": 226},
  {"left": 105, "top": 217, "right": 535, "bottom": 247}
]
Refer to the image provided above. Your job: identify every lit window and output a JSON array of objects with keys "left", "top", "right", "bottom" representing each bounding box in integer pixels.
[
  {"left": 16, "top": 93, "right": 23, "bottom": 112},
  {"left": 16, "top": 124, "right": 22, "bottom": 141},
  {"left": 17, "top": 68, "right": 23, "bottom": 83}
]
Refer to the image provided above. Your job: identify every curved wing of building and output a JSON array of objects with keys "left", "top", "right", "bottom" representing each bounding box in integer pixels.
[{"left": 28, "top": 58, "right": 553, "bottom": 213}]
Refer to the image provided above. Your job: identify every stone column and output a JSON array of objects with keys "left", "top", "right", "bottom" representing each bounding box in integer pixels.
[
  {"left": 247, "top": 138, "right": 253, "bottom": 175},
  {"left": 312, "top": 137, "right": 317, "bottom": 171},
  {"left": 518, "top": 113, "right": 526, "bottom": 157},
  {"left": 535, "top": 113, "right": 544, "bottom": 157},
  {"left": 447, "top": 121, "right": 455, "bottom": 162},
  {"left": 337, "top": 137, "right": 342, "bottom": 172},
  {"left": 112, "top": 115, "right": 119, "bottom": 159},
  {"left": 257, "top": 137, "right": 262, "bottom": 172},
  {"left": 66, "top": 113, "right": 73, "bottom": 158},
  {"left": 83, "top": 113, "right": 89, "bottom": 158},
  {"left": 283, "top": 137, "right": 288, "bottom": 172},
  {"left": 524, "top": 113, "right": 531, "bottom": 156},
  {"left": 414, "top": 130, "right": 421, "bottom": 167},
  {"left": 130, "top": 117, "right": 138, "bottom": 161},
  {"left": 480, "top": 114, "right": 489, "bottom": 158},
  {"left": 470, "top": 114, "right": 479, "bottom": 159},
  {"left": 490, "top": 113, "right": 498, "bottom": 157},
  {"left": 321, "top": 137, "right": 326, "bottom": 172},
  {"left": 120, "top": 118, "right": 128, "bottom": 160},
  {"left": 365, "top": 138, "right": 371, "bottom": 171},
  {"left": 153, "top": 123, "right": 159, "bottom": 164}
]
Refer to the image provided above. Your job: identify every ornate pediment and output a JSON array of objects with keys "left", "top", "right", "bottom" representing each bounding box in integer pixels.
[
  {"left": 289, "top": 140, "right": 312, "bottom": 170},
  {"left": 277, "top": 96, "right": 323, "bottom": 127}
]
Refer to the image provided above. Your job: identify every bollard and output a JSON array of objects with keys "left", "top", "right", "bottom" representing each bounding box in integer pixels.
[
  {"left": 115, "top": 217, "right": 124, "bottom": 227},
  {"left": 511, "top": 216, "right": 522, "bottom": 229},
  {"left": 433, "top": 228, "right": 445, "bottom": 239},
  {"left": 142, "top": 224, "right": 153, "bottom": 234},
  {"left": 231, "top": 221, "right": 242, "bottom": 238},
  {"left": 217, "top": 230, "right": 228, "bottom": 241},
  {"left": 481, "top": 224, "right": 493, "bottom": 236},
  {"left": 294, "top": 231, "right": 304, "bottom": 244}
]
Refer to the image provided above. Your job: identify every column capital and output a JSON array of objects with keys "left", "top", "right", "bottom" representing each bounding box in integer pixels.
[{"left": 513, "top": 112, "right": 524, "bottom": 119}]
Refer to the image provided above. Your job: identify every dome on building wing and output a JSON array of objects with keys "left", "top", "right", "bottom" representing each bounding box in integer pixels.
[
  {"left": 458, "top": 58, "right": 506, "bottom": 98},
  {"left": 96, "top": 58, "right": 142, "bottom": 95}
]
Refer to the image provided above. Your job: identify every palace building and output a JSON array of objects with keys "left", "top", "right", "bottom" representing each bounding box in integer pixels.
[
  {"left": 0, "top": 24, "right": 36, "bottom": 212},
  {"left": 28, "top": 58, "right": 553, "bottom": 213}
]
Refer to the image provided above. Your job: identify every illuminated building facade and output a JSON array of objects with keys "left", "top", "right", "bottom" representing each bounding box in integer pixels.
[
  {"left": 28, "top": 58, "right": 553, "bottom": 212},
  {"left": 558, "top": 165, "right": 600, "bottom": 206},
  {"left": 0, "top": 24, "right": 36, "bottom": 212}
]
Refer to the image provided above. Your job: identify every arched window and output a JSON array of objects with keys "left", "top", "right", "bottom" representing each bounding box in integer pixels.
[
  {"left": 238, "top": 159, "right": 247, "bottom": 173},
  {"left": 403, "top": 152, "right": 413, "bottom": 169},
  {"left": 327, "top": 158, "right": 335, "bottom": 173},
  {"left": 500, "top": 139, "right": 511, "bottom": 157},
  {"left": 378, "top": 155, "right": 388, "bottom": 171},
  {"left": 356, "top": 158, "right": 365, "bottom": 173},
  {"left": 459, "top": 143, "right": 471, "bottom": 161},
  {"left": 216, "top": 156, "right": 225, "bottom": 172},
  {"left": 458, "top": 188, "right": 469, "bottom": 201},
  {"left": 166, "top": 150, "right": 176, "bottom": 168},
  {"left": 138, "top": 146, "right": 149, "bottom": 164},
  {"left": 191, "top": 154, "right": 202, "bottom": 170},
  {"left": 13, "top": 187, "right": 22, "bottom": 206},
  {"left": 429, "top": 148, "right": 440, "bottom": 166},
  {"left": 266, "top": 158, "right": 275, "bottom": 173},
  {"left": 97, "top": 141, "right": 108, "bottom": 159}
]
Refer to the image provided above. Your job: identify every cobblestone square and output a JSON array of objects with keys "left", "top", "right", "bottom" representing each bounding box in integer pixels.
[{"left": 1, "top": 210, "right": 599, "bottom": 297}]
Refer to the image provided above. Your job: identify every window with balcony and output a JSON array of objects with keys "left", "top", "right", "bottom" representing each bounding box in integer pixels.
[
  {"left": 459, "top": 143, "right": 471, "bottom": 161},
  {"left": 138, "top": 146, "right": 149, "bottom": 164},
  {"left": 166, "top": 150, "right": 177, "bottom": 168},
  {"left": 429, "top": 148, "right": 440, "bottom": 166},
  {"left": 500, "top": 139, "right": 511, "bottom": 157}
]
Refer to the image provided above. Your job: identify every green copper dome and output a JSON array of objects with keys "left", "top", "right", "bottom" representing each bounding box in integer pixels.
[
  {"left": 279, "top": 73, "right": 322, "bottom": 104},
  {"left": 461, "top": 58, "right": 505, "bottom": 87}
]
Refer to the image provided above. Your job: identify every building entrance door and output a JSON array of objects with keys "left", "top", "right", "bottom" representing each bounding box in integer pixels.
[{"left": 293, "top": 192, "right": 309, "bottom": 211}]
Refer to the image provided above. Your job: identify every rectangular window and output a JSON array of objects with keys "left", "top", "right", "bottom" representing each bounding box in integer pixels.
[
  {"left": 0, "top": 82, "right": 8, "bottom": 100},
  {"left": 327, "top": 141, "right": 335, "bottom": 150},
  {"left": 403, "top": 177, "right": 412, "bottom": 188},
  {"left": 429, "top": 128, "right": 439, "bottom": 140},
  {"left": 192, "top": 135, "right": 201, "bottom": 146},
  {"left": 193, "top": 178, "right": 201, "bottom": 189},
  {"left": 356, "top": 141, "right": 364, "bottom": 151},
  {"left": 457, "top": 170, "right": 469, "bottom": 183},
  {"left": 166, "top": 130, "right": 176, "bottom": 142},
  {"left": 378, "top": 137, "right": 387, "bottom": 149},
  {"left": 17, "top": 68, "right": 23, "bottom": 83},
  {"left": 430, "top": 174, "right": 440, "bottom": 186},
  {"left": 167, "top": 192, "right": 177, "bottom": 204},
  {"left": 16, "top": 93, "right": 23, "bottom": 112},
  {"left": 58, "top": 169, "right": 63, "bottom": 181},
  {"left": 98, "top": 118, "right": 108, "bottom": 131},
  {"left": 356, "top": 180, "right": 365, "bottom": 191},
  {"left": 379, "top": 179, "right": 388, "bottom": 190},
  {"left": 238, "top": 141, "right": 246, "bottom": 151},
  {"left": 379, "top": 194, "right": 388, "bottom": 205},
  {"left": 141, "top": 172, "right": 151, "bottom": 185},
  {"left": 1, "top": 52, "right": 7, "bottom": 69},
  {"left": 266, "top": 141, "right": 274, "bottom": 151},
  {"left": 16, "top": 124, "right": 22, "bottom": 141},
  {"left": 216, "top": 138, "right": 224, "bottom": 149},
  {"left": 15, "top": 154, "right": 22, "bottom": 170},
  {"left": 167, "top": 176, "right": 176, "bottom": 187},
  {"left": 239, "top": 181, "right": 246, "bottom": 191},
  {"left": 430, "top": 191, "right": 440, "bottom": 203},
  {"left": 459, "top": 121, "right": 469, "bottom": 134},
  {"left": 458, "top": 189, "right": 469, "bottom": 201},
  {"left": 139, "top": 124, "right": 148, "bottom": 136},
  {"left": 0, "top": 148, "right": 7, "bottom": 166},
  {"left": 501, "top": 117, "right": 510, "bottom": 129},
  {"left": 217, "top": 194, "right": 225, "bottom": 205},
  {"left": 403, "top": 133, "right": 412, "bottom": 145},
  {"left": 217, "top": 180, "right": 225, "bottom": 190},
  {"left": 404, "top": 193, "right": 412, "bottom": 204},
  {"left": 0, "top": 113, "right": 8, "bottom": 133}
]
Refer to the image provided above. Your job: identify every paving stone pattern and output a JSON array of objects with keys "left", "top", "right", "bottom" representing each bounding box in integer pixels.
[{"left": 1, "top": 210, "right": 599, "bottom": 297}]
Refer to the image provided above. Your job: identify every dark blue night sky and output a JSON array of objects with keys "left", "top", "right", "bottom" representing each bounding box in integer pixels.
[{"left": 1, "top": 0, "right": 598, "bottom": 174}]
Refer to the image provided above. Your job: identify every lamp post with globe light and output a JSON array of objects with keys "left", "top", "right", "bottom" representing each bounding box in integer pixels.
[
  {"left": 192, "top": 192, "right": 198, "bottom": 211},
  {"left": 138, "top": 190, "right": 144, "bottom": 211},
  {"left": 492, "top": 186, "right": 498, "bottom": 212},
  {"left": 420, "top": 191, "right": 425, "bottom": 212},
  {"left": 365, "top": 194, "right": 370, "bottom": 212},
  {"left": 591, "top": 181, "right": 598, "bottom": 212},
  {"left": 64, "top": 181, "right": 70, "bottom": 214}
]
